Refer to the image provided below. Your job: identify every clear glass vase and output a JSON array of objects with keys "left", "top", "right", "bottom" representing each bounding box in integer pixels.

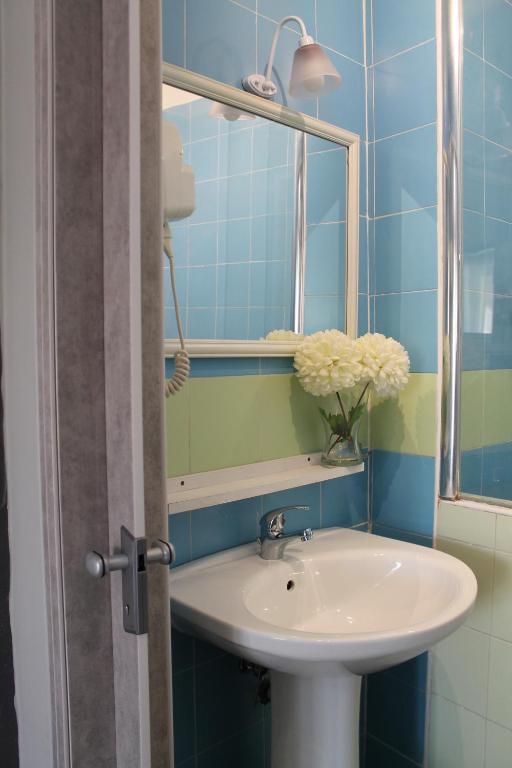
[{"left": 321, "top": 414, "right": 363, "bottom": 467}]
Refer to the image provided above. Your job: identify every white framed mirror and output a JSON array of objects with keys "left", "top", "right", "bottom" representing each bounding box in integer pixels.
[{"left": 162, "top": 64, "right": 360, "bottom": 358}]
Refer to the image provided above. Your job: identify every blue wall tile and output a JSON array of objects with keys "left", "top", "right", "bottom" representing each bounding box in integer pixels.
[
  {"left": 218, "top": 219, "right": 251, "bottom": 264},
  {"left": 485, "top": 140, "right": 512, "bottom": 222},
  {"left": 172, "top": 629, "right": 195, "bottom": 675},
  {"left": 482, "top": 442, "right": 512, "bottom": 499},
  {"left": 485, "top": 63, "right": 512, "bottom": 150},
  {"left": 316, "top": 0, "right": 364, "bottom": 64},
  {"left": 307, "top": 149, "right": 347, "bottom": 224},
  {"left": 461, "top": 448, "right": 484, "bottom": 495},
  {"left": 305, "top": 223, "right": 346, "bottom": 296},
  {"left": 219, "top": 128, "right": 253, "bottom": 177},
  {"left": 304, "top": 296, "right": 345, "bottom": 334},
  {"left": 169, "top": 511, "right": 191, "bottom": 567},
  {"left": 374, "top": 125, "right": 437, "bottom": 216},
  {"left": 366, "top": 735, "right": 420, "bottom": 768},
  {"left": 218, "top": 263, "right": 250, "bottom": 307},
  {"left": 484, "top": 295, "right": 512, "bottom": 368},
  {"left": 463, "top": 50, "right": 484, "bottom": 134},
  {"left": 253, "top": 122, "right": 291, "bottom": 170},
  {"left": 373, "top": 523, "right": 433, "bottom": 548},
  {"left": 484, "top": 0, "right": 512, "bottom": 77},
  {"left": 191, "top": 137, "right": 219, "bottom": 181},
  {"left": 190, "top": 99, "right": 220, "bottom": 142},
  {"left": 321, "top": 470, "right": 368, "bottom": 528},
  {"left": 197, "top": 723, "right": 265, "bottom": 768},
  {"left": 189, "top": 308, "right": 216, "bottom": 338},
  {"left": 163, "top": 0, "right": 185, "bottom": 66},
  {"left": 318, "top": 53, "right": 366, "bottom": 137},
  {"left": 372, "top": 0, "right": 435, "bottom": 63},
  {"left": 464, "top": 131, "right": 485, "bottom": 214},
  {"left": 375, "top": 291, "right": 438, "bottom": 373},
  {"left": 367, "top": 672, "right": 426, "bottom": 764},
  {"left": 190, "top": 498, "right": 259, "bottom": 560},
  {"left": 186, "top": 0, "right": 256, "bottom": 89},
  {"left": 464, "top": 0, "right": 484, "bottom": 56},
  {"left": 189, "top": 265, "right": 216, "bottom": 307},
  {"left": 486, "top": 216, "right": 512, "bottom": 295},
  {"left": 173, "top": 670, "right": 196, "bottom": 764},
  {"left": 189, "top": 223, "right": 218, "bottom": 266},
  {"left": 372, "top": 451, "right": 436, "bottom": 537},
  {"left": 195, "top": 655, "right": 265, "bottom": 752},
  {"left": 218, "top": 173, "right": 252, "bottom": 220},
  {"left": 258, "top": 0, "right": 315, "bottom": 37},
  {"left": 374, "top": 41, "right": 436, "bottom": 140},
  {"left": 374, "top": 208, "right": 437, "bottom": 294}
]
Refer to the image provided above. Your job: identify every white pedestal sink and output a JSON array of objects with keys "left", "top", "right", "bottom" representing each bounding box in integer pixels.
[{"left": 170, "top": 528, "right": 477, "bottom": 768}]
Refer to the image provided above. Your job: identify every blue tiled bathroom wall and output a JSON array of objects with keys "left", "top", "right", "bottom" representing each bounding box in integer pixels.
[
  {"left": 163, "top": 100, "right": 349, "bottom": 339},
  {"left": 163, "top": 1, "right": 439, "bottom": 767},
  {"left": 163, "top": 0, "right": 370, "bottom": 340},
  {"left": 460, "top": 0, "right": 512, "bottom": 502},
  {"left": 164, "top": 0, "right": 370, "bottom": 757},
  {"left": 169, "top": 472, "right": 369, "bottom": 768},
  {"left": 462, "top": 0, "right": 512, "bottom": 374},
  {"left": 366, "top": 1, "right": 438, "bottom": 766}
]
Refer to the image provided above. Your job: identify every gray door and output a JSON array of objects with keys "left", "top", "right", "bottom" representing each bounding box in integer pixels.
[{"left": 3, "top": 1, "right": 173, "bottom": 765}]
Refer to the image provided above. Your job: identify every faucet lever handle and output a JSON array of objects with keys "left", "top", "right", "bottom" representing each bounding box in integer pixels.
[
  {"left": 259, "top": 505, "right": 310, "bottom": 540},
  {"left": 301, "top": 528, "right": 313, "bottom": 542}
]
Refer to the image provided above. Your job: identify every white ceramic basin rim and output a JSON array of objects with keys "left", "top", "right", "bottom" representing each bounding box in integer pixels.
[{"left": 170, "top": 527, "right": 477, "bottom": 676}]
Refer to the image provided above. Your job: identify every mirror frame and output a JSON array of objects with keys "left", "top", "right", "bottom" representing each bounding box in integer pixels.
[{"left": 163, "top": 63, "right": 360, "bottom": 358}]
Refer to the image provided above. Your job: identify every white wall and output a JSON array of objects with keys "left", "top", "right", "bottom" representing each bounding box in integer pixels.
[{"left": 0, "top": 2, "right": 54, "bottom": 765}]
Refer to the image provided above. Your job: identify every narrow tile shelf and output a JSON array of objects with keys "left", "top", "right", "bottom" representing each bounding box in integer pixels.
[{"left": 167, "top": 453, "right": 364, "bottom": 514}]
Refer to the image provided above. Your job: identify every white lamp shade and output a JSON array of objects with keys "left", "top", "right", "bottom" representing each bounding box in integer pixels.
[
  {"left": 289, "top": 43, "right": 342, "bottom": 98},
  {"left": 209, "top": 102, "right": 255, "bottom": 121}
]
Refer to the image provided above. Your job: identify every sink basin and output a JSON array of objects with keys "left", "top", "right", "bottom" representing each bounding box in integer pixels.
[{"left": 170, "top": 527, "right": 476, "bottom": 768}]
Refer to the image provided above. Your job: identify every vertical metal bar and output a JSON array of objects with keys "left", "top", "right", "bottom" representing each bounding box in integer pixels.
[
  {"left": 292, "top": 131, "right": 307, "bottom": 334},
  {"left": 439, "top": 0, "right": 464, "bottom": 499}
]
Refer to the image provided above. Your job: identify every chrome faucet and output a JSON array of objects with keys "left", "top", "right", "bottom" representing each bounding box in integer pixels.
[{"left": 258, "top": 505, "right": 313, "bottom": 560}]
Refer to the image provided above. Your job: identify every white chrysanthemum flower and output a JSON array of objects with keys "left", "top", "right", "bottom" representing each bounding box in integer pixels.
[
  {"left": 356, "top": 333, "right": 410, "bottom": 397},
  {"left": 265, "top": 329, "right": 305, "bottom": 341},
  {"left": 294, "top": 330, "right": 363, "bottom": 397}
]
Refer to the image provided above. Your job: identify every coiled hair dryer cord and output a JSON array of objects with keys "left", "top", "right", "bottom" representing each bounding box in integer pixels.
[{"left": 163, "top": 224, "right": 190, "bottom": 396}]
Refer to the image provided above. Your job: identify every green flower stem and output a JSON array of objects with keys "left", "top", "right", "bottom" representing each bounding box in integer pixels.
[
  {"left": 352, "top": 383, "right": 370, "bottom": 415},
  {"left": 335, "top": 391, "right": 348, "bottom": 425}
]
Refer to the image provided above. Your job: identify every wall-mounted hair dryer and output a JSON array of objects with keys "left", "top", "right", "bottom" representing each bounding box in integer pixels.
[{"left": 162, "top": 119, "right": 196, "bottom": 396}]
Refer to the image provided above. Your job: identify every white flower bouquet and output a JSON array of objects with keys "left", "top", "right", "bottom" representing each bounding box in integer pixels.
[{"left": 294, "top": 330, "right": 410, "bottom": 466}]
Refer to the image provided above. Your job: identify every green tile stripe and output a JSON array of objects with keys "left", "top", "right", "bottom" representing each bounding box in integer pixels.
[
  {"left": 165, "top": 370, "right": 512, "bottom": 476},
  {"left": 461, "top": 370, "right": 512, "bottom": 451},
  {"left": 166, "top": 374, "right": 329, "bottom": 477},
  {"left": 370, "top": 373, "right": 438, "bottom": 457}
]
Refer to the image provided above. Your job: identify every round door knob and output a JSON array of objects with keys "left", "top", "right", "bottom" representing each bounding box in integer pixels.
[
  {"left": 84, "top": 550, "right": 129, "bottom": 578},
  {"left": 85, "top": 551, "right": 106, "bottom": 578}
]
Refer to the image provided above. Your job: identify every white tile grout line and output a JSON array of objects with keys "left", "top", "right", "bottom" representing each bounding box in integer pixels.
[
  {"left": 370, "top": 37, "right": 436, "bottom": 68},
  {"left": 373, "top": 120, "right": 437, "bottom": 144}
]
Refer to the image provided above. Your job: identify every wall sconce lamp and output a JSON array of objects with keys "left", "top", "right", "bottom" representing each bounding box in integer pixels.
[{"left": 242, "top": 15, "right": 341, "bottom": 100}]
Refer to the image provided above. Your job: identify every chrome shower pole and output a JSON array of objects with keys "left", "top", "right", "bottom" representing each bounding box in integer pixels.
[
  {"left": 292, "top": 131, "right": 307, "bottom": 334},
  {"left": 439, "top": 0, "right": 464, "bottom": 499}
]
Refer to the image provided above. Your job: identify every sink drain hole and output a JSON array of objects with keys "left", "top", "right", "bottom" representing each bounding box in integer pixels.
[{"left": 286, "top": 580, "right": 295, "bottom": 591}]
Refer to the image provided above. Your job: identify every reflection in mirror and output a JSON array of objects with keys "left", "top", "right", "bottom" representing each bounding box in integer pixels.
[{"left": 162, "top": 83, "right": 348, "bottom": 342}]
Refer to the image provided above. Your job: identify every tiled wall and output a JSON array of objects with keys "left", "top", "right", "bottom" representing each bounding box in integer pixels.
[
  {"left": 460, "top": 0, "right": 512, "bottom": 502},
  {"left": 429, "top": 501, "right": 512, "bottom": 767},
  {"left": 163, "top": 98, "right": 349, "bottom": 339},
  {"left": 364, "top": 1, "right": 438, "bottom": 765},
  {"left": 164, "top": 103, "right": 296, "bottom": 340},
  {"left": 163, "top": 3, "right": 371, "bottom": 768},
  {"left": 169, "top": 474, "right": 369, "bottom": 768}
]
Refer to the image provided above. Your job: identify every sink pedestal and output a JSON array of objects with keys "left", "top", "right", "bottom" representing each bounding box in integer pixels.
[{"left": 271, "top": 670, "right": 361, "bottom": 768}]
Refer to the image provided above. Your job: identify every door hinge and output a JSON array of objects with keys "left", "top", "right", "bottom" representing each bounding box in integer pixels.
[{"left": 85, "top": 526, "right": 175, "bottom": 635}]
